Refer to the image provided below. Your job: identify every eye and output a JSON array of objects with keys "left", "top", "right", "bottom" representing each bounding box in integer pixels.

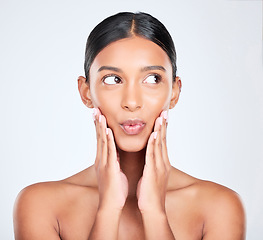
[
  {"left": 143, "top": 74, "right": 162, "bottom": 84},
  {"left": 102, "top": 75, "right": 122, "bottom": 85}
]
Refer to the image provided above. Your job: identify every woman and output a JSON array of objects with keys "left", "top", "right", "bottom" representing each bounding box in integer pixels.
[{"left": 13, "top": 12, "right": 245, "bottom": 239}]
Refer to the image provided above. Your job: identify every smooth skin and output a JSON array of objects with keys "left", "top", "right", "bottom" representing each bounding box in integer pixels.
[{"left": 13, "top": 37, "right": 245, "bottom": 240}]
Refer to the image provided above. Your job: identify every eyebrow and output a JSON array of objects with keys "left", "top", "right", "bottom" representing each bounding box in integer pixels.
[
  {"left": 141, "top": 65, "right": 166, "bottom": 72},
  {"left": 97, "top": 66, "right": 123, "bottom": 73},
  {"left": 97, "top": 65, "right": 166, "bottom": 73}
]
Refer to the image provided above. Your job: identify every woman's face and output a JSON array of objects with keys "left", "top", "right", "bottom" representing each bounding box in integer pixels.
[{"left": 84, "top": 36, "right": 180, "bottom": 152}]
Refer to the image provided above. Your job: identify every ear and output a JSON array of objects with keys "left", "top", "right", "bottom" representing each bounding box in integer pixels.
[
  {"left": 169, "top": 76, "right": 182, "bottom": 109},
  {"left": 77, "top": 76, "right": 94, "bottom": 108}
]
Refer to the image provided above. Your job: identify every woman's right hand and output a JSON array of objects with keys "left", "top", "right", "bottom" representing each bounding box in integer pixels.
[{"left": 93, "top": 108, "right": 128, "bottom": 212}]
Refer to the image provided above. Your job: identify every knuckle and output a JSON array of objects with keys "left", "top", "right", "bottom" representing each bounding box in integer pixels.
[
  {"left": 147, "top": 153, "right": 154, "bottom": 160},
  {"left": 153, "top": 165, "right": 158, "bottom": 172},
  {"left": 107, "top": 147, "right": 112, "bottom": 155},
  {"left": 101, "top": 139, "right": 106, "bottom": 146}
]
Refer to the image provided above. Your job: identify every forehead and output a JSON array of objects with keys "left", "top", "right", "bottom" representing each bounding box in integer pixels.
[{"left": 90, "top": 36, "right": 172, "bottom": 74}]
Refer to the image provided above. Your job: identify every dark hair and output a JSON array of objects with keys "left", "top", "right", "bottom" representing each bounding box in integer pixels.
[{"left": 84, "top": 12, "right": 177, "bottom": 83}]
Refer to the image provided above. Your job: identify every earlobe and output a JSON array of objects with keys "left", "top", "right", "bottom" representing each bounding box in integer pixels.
[
  {"left": 77, "top": 76, "right": 94, "bottom": 108},
  {"left": 169, "top": 76, "right": 182, "bottom": 109}
]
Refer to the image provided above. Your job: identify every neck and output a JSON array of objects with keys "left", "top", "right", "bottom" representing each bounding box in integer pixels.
[{"left": 118, "top": 148, "right": 146, "bottom": 197}]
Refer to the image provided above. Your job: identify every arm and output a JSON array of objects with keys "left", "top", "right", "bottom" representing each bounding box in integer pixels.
[
  {"left": 88, "top": 208, "right": 122, "bottom": 239},
  {"left": 88, "top": 109, "right": 128, "bottom": 239},
  {"left": 13, "top": 184, "right": 61, "bottom": 240},
  {"left": 137, "top": 111, "right": 176, "bottom": 239},
  {"left": 141, "top": 210, "right": 175, "bottom": 240}
]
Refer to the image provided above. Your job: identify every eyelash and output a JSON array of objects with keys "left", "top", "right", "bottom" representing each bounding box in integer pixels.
[
  {"left": 101, "top": 73, "right": 163, "bottom": 85},
  {"left": 143, "top": 74, "right": 162, "bottom": 84},
  {"left": 102, "top": 74, "right": 122, "bottom": 84}
]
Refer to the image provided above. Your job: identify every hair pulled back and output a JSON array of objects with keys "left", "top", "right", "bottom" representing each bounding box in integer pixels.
[{"left": 84, "top": 12, "right": 177, "bottom": 83}]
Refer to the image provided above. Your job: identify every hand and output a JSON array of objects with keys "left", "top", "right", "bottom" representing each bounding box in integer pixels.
[
  {"left": 136, "top": 110, "right": 171, "bottom": 214},
  {"left": 93, "top": 108, "right": 128, "bottom": 212}
]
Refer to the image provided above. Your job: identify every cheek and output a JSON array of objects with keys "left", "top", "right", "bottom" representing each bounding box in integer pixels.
[
  {"left": 92, "top": 90, "right": 120, "bottom": 126},
  {"left": 144, "top": 91, "right": 171, "bottom": 129},
  {"left": 144, "top": 89, "right": 171, "bottom": 112},
  {"left": 91, "top": 86, "right": 115, "bottom": 109}
]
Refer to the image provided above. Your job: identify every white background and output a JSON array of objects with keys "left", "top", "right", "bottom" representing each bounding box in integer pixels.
[{"left": 0, "top": 0, "right": 262, "bottom": 239}]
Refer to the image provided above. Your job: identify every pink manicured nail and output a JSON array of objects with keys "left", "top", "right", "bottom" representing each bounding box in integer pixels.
[
  {"left": 99, "top": 115, "right": 102, "bottom": 123},
  {"left": 92, "top": 108, "right": 97, "bottom": 121},
  {"left": 162, "top": 110, "right": 168, "bottom": 120},
  {"left": 161, "top": 110, "right": 168, "bottom": 123},
  {"left": 106, "top": 128, "right": 109, "bottom": 135},
  {"left": 154, "top": 131, "right": 158, "bottom": 139},
  {"left": 159, "top": 117, "right": 163, "bottom": 126}
]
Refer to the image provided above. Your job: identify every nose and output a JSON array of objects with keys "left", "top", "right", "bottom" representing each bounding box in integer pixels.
[{"left": 121, "top": 83, "right": 142, "bottom": 112}]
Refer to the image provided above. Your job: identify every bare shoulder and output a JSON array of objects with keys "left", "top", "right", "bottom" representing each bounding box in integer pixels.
[
  {"left": 168, "top": 168, "right": 246, "bottom": 239},
  {"left": 14, "top": 181, "right": 63, "bottom": 239},
  {"left": 196, "top": 180, "right": 246, "bottom": 239},
  {"left": 14, "top": 166, "right": 98, "bottom": 240}
]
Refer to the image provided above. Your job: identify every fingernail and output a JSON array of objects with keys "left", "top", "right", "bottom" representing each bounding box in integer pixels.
[
  {"left": 159, "top": 117, "right": 163, "bottom": 126},
  {"left": 99, "top": 115, "right": 102, "bottom": 123},
  {"left": 106, "top": 128, "right": 109, "bottom": 135},
  {"left": 162, "top": 110, "right": 168, "bottom": 123},
  {"left": 163, "top": 110, "right": 168, "bottom": 120},
  {"left": 154, "top": 131, "right": 158, "bottom": 139}
]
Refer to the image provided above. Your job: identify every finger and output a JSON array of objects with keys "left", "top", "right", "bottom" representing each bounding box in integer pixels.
[
  {"left": 154, "top": 117, "right": 165, "bottom": 170},
  {"left": 151, "top": 116, "right": 162, "bottom": 167},
  {"left": 93, "top": 108, "right": 99, "bottom": 137},
  {"left": 94, "top": 108, "right": 101, "bottom": 168},
  {"left": 153, "top": 114, "right": 160, "bottom": 132},
  {"left": 145, "top": 132, "right": 155, "bottom": 168},
  {"left": 93, "top": 107, "right": 102, "bottom": 124},
  {"left": 106, "top": 128, "right": 118, "bottom": 170},
  {"left": 95, "top": 108, "right": 103, "bottom": 155},
  {"left": 99, "top": 114, "right": 108, "bottom": 167},
  {"left": 160, "top": 111, "right": 170, "bottom": 170}
]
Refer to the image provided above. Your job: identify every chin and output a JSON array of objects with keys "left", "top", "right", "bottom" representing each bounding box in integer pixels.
[{"left": 116, "top": 137, "right": 148, "bottom": 153}]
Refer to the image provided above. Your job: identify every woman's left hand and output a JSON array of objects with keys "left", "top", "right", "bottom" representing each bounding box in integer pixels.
[{"left": 136, "top": 110, "right": 171, "bottom": 214}]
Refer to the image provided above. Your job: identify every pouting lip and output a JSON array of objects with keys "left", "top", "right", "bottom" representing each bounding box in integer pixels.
[
  {"left": 120, "top": 119, "right": 146, "bottom": 135},
  {"left": 120, "top": 119, "right": 146, "bottom": 127}
]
